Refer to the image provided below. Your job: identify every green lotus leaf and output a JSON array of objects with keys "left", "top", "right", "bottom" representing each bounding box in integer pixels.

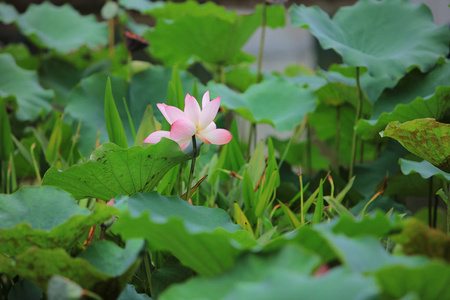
[
  {"left": 315, "top": 81, "right": 372, "bottom": 115},
  {"left": 372, "top": 62, "right": 450, "bottom": 119},
  {"left": 146, "top": 2, "right": 285, "bottom": 66},
  {"left": 374, "top": 262, "right": 450, "bottom": 300},
  {"left": 209, "top": 78, "right": 317, "bottom": 131},
  {"left": 7, "top": 2, "right": 107, "bottom": 53},
  {"left": 322, "top": 233, "right": 427, "bottom": 273},
  {"left": 118, "top": 0, "right": 165, "bottom": 13},
  {"left": 160, "top": 246, "right": 378, "bottom": 300},
  {"left": 392, "top": 218, "right": 450, "bottom": 262},
  {"left": 0, "top": 3, "right": 18, "bottom": 24},
  {"left": 112, "top": 191, "right": 257, "bottom": 277},
  {"left": 42, "top": 140, "right": 189, "bottom": 200},
  {"left": 39, "top": 58, "right": 84, "bottom": 107},
  {"left": 151, "top": 256, "right": 193, "bottom": 298},
  {"left": 290, "top": 0, "right": 450, "bottom": 79},
  {"left": 0, "top": 53, "right": 53, "bottom": 121},
  {"left": 118, "top": 285, "right": 152, "bottom": 300},
  {"left": 0, "top": 43, "right": 39, "bottom": 70},
  {"left": 0, "top": 186, "right": 117, "bottom": 256},
  {"left": 324, "top": 211, "right": 404, "bottom": 238},
  {"left": 400, "top": 158, "right": 450, "bottom": 181},
  {"left": 381, "top": 118, "right": 450, "bottom": 173},
  {"left": 0, "top": 239, "right": 145, "bottom": 299},
  {"left": 7, "top": 278, "right": 42, "bottom": 300},
  {"left": 321, "top": 65, "right": 399, "bottom": 103},
  {"left": 357, "top": 86, "right": 450, "bottom": 140}
]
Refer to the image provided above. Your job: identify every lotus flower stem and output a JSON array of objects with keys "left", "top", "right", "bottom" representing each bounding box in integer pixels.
[
  {"left": 335, "top": 106, "right": 341, "bottom": 169},
  {"left": 428, "top": 177, "right": 433, "bottom": 227},
  {"left": 185, "top": 136, "right": 197, "bottom": 202},
  {"left": 256, "top": 1, "right": 267, "bottom": 83},
  {"left": 143, "top": 252, "right": 153, "bottom": 296},
  {"left": 349, "top": 67, "right": 362, "bottom": 181},
  {"left": 307, "top": 122, "right": 312, "bottom": 176}
]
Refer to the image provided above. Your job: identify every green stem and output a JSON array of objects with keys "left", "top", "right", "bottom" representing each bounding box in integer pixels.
[
  {"left": 30, "top": 143, "right": 41, "bottom": 184},
  {"left": 299, "top": 172, "right": 305, "bottom": 224},
  {"left": 428, "top": 177, "right": 433, "bottom": 227},
  {"left": 247, "top": 123, "right": 255, "bottom": 160},
  {"left": 185, "top": 136, "right": 197, "bottom": 202},
  {"left": 306, "top": 122, "right": 312, "bottom": 177},
  {"left": 349, "top": 67, "right": 362, "bottom": 181},
  {"left": 256, "top": 2, "right": 267, "bottom": 83},
  {"left": 335, "top": 106, "right": 341, "bottom": 170},
  {"left": 359, "top": 139, "right": 365, "bottom": 163},
  {"left": 143, "top": 251, "right": 153, "bottom": 296}
]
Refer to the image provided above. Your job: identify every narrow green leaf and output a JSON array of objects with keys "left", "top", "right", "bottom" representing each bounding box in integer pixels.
[
  {"left": 279, "top": 201, "right": 301, "bottom": 229},
  {"left": 335, "top": 176, "right": 355, "bottom": 203},
  {"left": 134, "top": 104, "right": 156, "bottom": 146},
  {"left": 45, "top": 114, "right": 63, "bottom": 166},
  {"left": 242, "top": 169, "right": 255, "bottom": 213},
  {"left": 171, "top": 65, "right": 184, "bottom": 109},
  {"left": 0, "top": 97, "right": 13, "bottom": 161},
  {"left": 323, "top": 196, "right": 352, "bottom": 217},
  {"left": 234, "top": 203, "right": 255, "bottom": 238},
  {"left": 104, "top": 77, "right": 128, "bottom": 148},
  {"left": 157, "top": 164, "right": 180, "bottom": 196},
  {"left": 122, "top": 97, "right": 136, "bottom": 141},
  {"left": 313, "top": 180, "right": 324, "bottom": 224},
  {"left": 266, "top": 137, "right": 280, "bottom": 187},
  {"left": 255, "top": 171, "right": 278, "bottom": 218},
  {"left": 227, "top": 119, "right": 246, "bottom": 171},
  {"left": 247, "top": 141, "right": 266, "bottom": 187},
  {"left": 191, "top": 81, "right": 199, "bottom": 102},
  {"left": 163, "top": 81, "right": 177, "bottom": 131}
]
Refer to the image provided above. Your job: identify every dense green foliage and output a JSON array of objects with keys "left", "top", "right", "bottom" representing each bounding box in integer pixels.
[{"left": 0, "top": 0, "right": 449, "bottom": 299}]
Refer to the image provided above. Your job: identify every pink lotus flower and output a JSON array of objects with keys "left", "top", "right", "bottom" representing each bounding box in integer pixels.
[{"left": 144, "top": 91, "right": 232, "bottom": 150}]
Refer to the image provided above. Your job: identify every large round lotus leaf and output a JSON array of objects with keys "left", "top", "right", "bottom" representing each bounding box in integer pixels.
[
  {"left": 146, "top": 2, "right": 285, "bottom": 66},
  {"left": 14, "top": 2, "right": 108, "bottom": 53},
  {"left": 0, "top": 3, "right": 18, "bottom": 24},
  {"left": 371, "top": 62, "right": 450, "bottom": 119},
  {"left": 357, "top": 86, "right": 450, "bottom": 140},
  {"left": 208, "top": 78, "right": 317, "bottom": 131},
  {"left": 290, "top": 0, "right": 450, "bottom": 79},
  {"left": 0, "top": 186, "right": 117, "bottom": 256},
  {"left": 42, "top": 140, "right": 189, "bottom": 200},
  {"left": 381, "top": 118, "right": 450, "bottom": 173},
  {"left": 0, "top": 54, "right": 53, "bottom": 121},
  {"left": 160, "top": 248, "right": 379, "bottom": 300},
  {"left": 374, "top": 263, "right": 450, "bottom": 300},
  {"left": 112, "top": 191, "right": 256, "bottom": 277},
  {"left": 399, "top": 159, "right": 450, "bottom": 181},
  {"left": 0, "top": 239, "right": 145, "bottom": 299}
]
